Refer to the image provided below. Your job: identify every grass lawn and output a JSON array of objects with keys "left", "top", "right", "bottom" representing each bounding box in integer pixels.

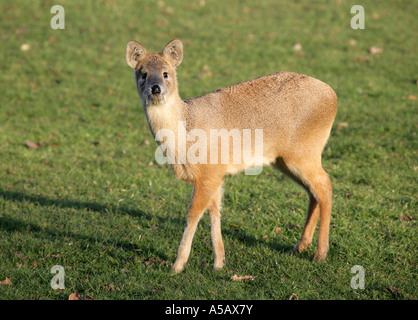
[{"left": 0, "top": 0, "right": 416, "bottom": 300}]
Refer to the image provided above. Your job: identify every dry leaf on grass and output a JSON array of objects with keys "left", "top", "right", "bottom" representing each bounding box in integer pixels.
[
  {"left": 388, "top": 286, "right": 402, "bottom": 296},
  {"left": 14, "top": 252, "right": 27, "bottom": 260},
  {"left": 348, "top": 39, "right": 357, "bottom": 46},
  {"left": 289, "top": 293, "right": 299, "bottom": 300},
  {"left": 68, "top": 292, "right": 95, "bottom": 300},
  {"left": 274, "top": 227, "right": 282, "bottom": 234},
  {"left": 68, "top": 292, "right": 82, "bottom": 300},
  {"left": 20, "top": 44, "right": 31, "bottom": 51},
  {"left": 292, "top": 43, "right": 302, "bottom": 51},
  {"left": 25, "top": 140, "right": 41, "bottom": 149},
  {"left": 231, "top": 274, "right": 255, "bottom": 281},
  {"left": 0, "top": 278, "right": 12, "bottom": 285},
  {"left": 6, "top": 168, "right": 17, "bottom": 174},
  {"left": 400, "top": 214, "right": 413, "bottom": 221},
  {"left": 369, "top": 46, "right": 383, "bottom": 55},
  {"left": 407, "top": 95, "right": 416, "bottom": 100},
  {"left": 337, "top": 122, "right": 349, "bottom": 130},
  {"left": 352, "top": 56, "right": 369, "bottom": 63}
]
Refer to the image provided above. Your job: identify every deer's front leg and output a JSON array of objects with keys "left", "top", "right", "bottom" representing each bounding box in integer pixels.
[
  {"left": 208, "top": 185, "right": 225, "bottom": 270},
  {"left": 172, "top": 180, "right": 221, "bottom": 273}
]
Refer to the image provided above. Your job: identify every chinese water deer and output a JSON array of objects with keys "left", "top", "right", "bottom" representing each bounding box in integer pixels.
[{"left": 126, "top": 39, "right": 337, "bottom": 273}]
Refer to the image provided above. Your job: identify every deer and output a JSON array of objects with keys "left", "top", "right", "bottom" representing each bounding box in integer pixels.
[{"left": 126, "top": 39, "right": 337, "bottom": 273}]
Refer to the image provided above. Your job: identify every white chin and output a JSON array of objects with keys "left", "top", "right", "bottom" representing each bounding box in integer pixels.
[{"left": 145, "top": 94, "right": 166, "bottom": 106}]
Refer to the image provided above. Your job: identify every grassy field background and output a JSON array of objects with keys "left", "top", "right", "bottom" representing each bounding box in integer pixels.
[{"left": 0, "top": 0, "right": 416, "bottom": 300}]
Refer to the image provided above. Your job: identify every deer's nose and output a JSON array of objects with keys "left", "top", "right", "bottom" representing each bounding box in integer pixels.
[{"left": 151, "top": 85, "right": 161, "bottom": 94}]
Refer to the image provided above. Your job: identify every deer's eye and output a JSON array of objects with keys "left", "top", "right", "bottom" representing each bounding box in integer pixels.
[
  {"left": 141, "top": 72, "right": 147, "bottom": 80},
  {"left": 163, "top": 72, "right": 169, "bottom": 79}
]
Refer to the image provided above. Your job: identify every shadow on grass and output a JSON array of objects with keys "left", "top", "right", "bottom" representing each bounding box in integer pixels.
[
  {"left": 0, "top": 190, "right": 181, "bottom": 259},
  {"left": 223, "top": 229, "right": 295, "bottom": 255},
  {"left": 0, "top": 190, "right": 303, "bottom": 262},
  {"left": 0, "top": 214, "right": 141, "bottom": 251},
  {"left": 0, "top": 190, "right": 149, "bottom": 219}
]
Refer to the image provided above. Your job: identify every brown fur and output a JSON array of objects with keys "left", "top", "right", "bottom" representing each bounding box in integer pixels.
[{"left": 126, "top": 39, "right": 337, "bottom": 273}]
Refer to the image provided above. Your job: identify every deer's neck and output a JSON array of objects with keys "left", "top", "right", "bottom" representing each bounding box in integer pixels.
[
  {"left": 144, "top": 94, "right": 192, "bottom": 179},
  {"left": 143, "top": 94, "right": 187, "bottom": 139}
]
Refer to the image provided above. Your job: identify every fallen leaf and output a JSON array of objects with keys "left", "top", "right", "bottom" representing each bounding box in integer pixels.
[
  {"left": 14, "top": 252, "right": 27, "bottom": 260},
  {"left": 388, "top": 286, "right": 402, "bottom": 296},
  {"left": 230, "top": 274, "right": 255, "bottom": 281},
  {"left": 103, "top": 283, "right": 116, "bottom": 292},
  {"left": 274, "top": 227, "right": 282, "bottom": 234},
  {"left": 337, "top": 122, "right": 349, "bottom": 130},
  {"left": 369, "top": 46, "right": 383, "bottom": 54},
  {"left": 245, "top": 33, "right": 255, "bottom": 42},
  {"left": 20, "top": 43, "right": 31, "bottom": 51},
  {"left": 289, "top": 293, "right": 299, "bottom": 300},
  {"left": 407, "top": 95, "right": 416, "bottom": 100},
  {"left": 352, "top": 56, "right": 369, "bottom": 63},
  {"left": 397, "top": 256, "right": 407, "bottom": 263},
  {"left": 198, "top": 71, "right": 213, "bottom": 79},
  {"left": 263, "top": 32, "right": 273, "bottom": 39},
  {"left": 155, "top": 18, "right": 169, "bottom": 26},
  {"left": 0, "top": 278, "right": 12, "bottom": 285},
  {"left": 400, "top": 214, "right": 413, "bottom": 221},
  {"left": 15, "top": 28, "right": 27, "bottom": 35},
  {"left": 25, "top": 140, "right": 40, "bottom": 149},
  {"left": 68, "top": 292, "right": 82, "bottom": 300},
  {"left": 292, "top": 43, "right": 302, "bottom": 51}
]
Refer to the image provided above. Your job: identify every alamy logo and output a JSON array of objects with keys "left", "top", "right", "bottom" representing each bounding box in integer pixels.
[
  {"left": 50, "top": 5, "right": 65, "bottom": 30},
  {"left": 154, "top": 121, "right": 264, "bottom": 175},
  {"left": 350, "top": 265, "right": 365, "bottom": 289},
  {"left": 350, "top": 5, "right": 365, "bottom": 30},
  {"left": 50, "top": 265, "right": 65, "bottom": 290}
]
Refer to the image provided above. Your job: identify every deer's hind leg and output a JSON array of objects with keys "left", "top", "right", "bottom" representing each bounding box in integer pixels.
[{"left": 274, "top": 157, "right": 332, "bottom": 261}]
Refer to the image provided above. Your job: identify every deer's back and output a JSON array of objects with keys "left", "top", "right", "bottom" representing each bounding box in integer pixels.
[{"left": 185, "top": 72, "right": 337, "bottom": 135}]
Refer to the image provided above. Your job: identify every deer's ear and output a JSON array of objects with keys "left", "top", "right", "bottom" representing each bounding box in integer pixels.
[
  {"left": 126, "top": 41, "right": 147, "bottom": 69},
  {"left": 162, "top": 39, "right": 183, "bottom": 67}
]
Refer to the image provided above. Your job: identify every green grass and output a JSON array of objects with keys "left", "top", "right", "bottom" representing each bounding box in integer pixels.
[{"left": 0, "top": 0, "right": 416, "bottom": 300}]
